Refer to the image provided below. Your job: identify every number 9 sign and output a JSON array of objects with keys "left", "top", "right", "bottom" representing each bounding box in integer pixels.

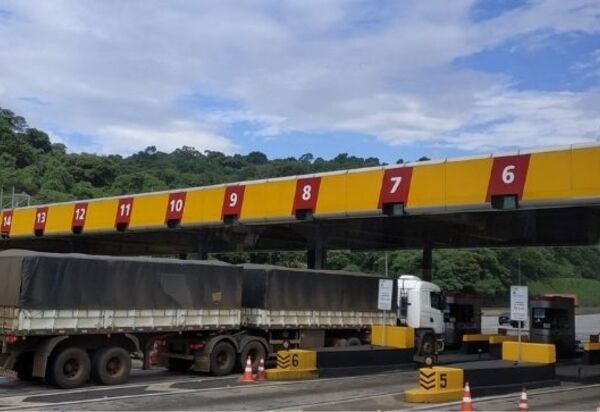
[
  {"left": 486, "top": 154, "right": 531, "bottom": 201},
  {"left": 222, "top": 185, "right": 245, "bottom": 218}
]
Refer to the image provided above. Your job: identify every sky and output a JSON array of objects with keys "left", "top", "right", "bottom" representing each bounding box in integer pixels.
[{"left": 0, "top": 0, "right": 599, "bottom": 164}]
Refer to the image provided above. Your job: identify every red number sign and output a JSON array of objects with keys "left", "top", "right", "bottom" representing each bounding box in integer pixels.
[
  {"left": 486, "top": 154, "right": 531, "bottom": 201},
  {"left": 293, "top": 177, "right": 321, "bottom": 213},
  {"left": 115, "top": 197, "right": 134, "bottom": 227},
  {"left": 72, "top": 202, "right": 88, "bottom": 231},
  {"left": 378, "top": 167, "right": 413, "bottom": 208},
  {"left": 1, "top": 210, "right": 13, "bottom": 236},
  {"left": 165, "top": 192, "right": 186, "bottom": 223},
  {"left": 222, "top": 186, "right": 245, "bottom": 218},
  {"left": 34, "top": 207, "right": 49, "bottom": 234}
]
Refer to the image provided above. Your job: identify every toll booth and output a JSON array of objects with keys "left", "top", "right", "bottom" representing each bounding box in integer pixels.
[
  {"left": 443, "top": 292, "right": 483, "bottom": 348},
  {"left": 529, "top": 296, "right": 576, "bottom": 359}
]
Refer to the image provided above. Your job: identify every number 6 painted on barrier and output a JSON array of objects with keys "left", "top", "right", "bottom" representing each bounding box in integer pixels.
[
  {"left": 502, "top": 165, "right": 516, "bottom": 185},
  {"left": 486, "top": 154, "right": 530, "bottom": 201}
]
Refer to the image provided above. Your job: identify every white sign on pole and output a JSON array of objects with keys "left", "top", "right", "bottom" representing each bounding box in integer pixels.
[
  {"left": 510, "top": 286, "right": 528, "bottom": 322},
  {"left": 378, "top": 279, "right": 394, "bottom": 311}
]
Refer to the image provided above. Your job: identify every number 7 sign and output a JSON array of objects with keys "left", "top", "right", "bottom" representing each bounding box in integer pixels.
[{"left": 378, "top": 167, "right": 413, "bottom": 208}]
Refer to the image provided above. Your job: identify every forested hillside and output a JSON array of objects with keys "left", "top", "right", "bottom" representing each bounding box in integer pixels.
[{"left": 1, "top": 107, "right": 599, "bottom": 304}]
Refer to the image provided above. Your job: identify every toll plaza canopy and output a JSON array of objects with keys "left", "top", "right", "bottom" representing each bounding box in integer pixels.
[{"left": 0, "top": 143, "right": 599, "bottom": 256}]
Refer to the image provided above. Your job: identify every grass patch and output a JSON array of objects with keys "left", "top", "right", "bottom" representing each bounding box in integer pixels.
[{"left": 528, "top": 277, "right": 600, "bottom": 306}]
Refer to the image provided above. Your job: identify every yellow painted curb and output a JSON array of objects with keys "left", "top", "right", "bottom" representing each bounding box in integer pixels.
[
  {"left": 404, "top": 387, "right": 463, "bottom": 403},
  {"left": 584, "top": 342, "right": 600, "bottom": 351},
  {"left": 265, "top": 368, "right": 318, "bottom": 380}
]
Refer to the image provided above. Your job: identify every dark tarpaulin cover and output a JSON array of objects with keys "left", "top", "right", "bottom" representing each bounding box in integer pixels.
[
  {"left": 0, "top": 250, "right": 242, "bottom": 310},
  {"left": 240, "top": 264, "right": 398, "bottom": 312}
]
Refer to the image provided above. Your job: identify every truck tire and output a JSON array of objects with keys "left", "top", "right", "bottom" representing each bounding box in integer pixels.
[
  {"left": 91, "top": 347, "right": 131, "bottom": 385},
  {"left": 167, "top": 358, "right": 193, "bottom": 373},
  {"left": 48, "top": 347, "right": 91, "bottom": 389},
  {"left": 14, "top": 352, "right": 34, "bottom": 381},
  {"left": 419, "top": 334, "right": 436, "bottom": 356},
  {"left": 210, "top": 342, "right": 236, "bottom": 376},
  {"left": 346, "top": 337, "right": 362, "bottom": 346},
  {"left": 239, "top": 340, "right": 266, "bottom": 371}
]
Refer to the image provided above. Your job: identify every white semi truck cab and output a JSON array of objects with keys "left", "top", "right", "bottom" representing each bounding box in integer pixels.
[{"left": 397, "top": 275, "right": 445, "bottom": 355}]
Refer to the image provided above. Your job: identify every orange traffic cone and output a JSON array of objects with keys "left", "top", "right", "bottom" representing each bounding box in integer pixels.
[
  {"left": 518, "top": 388, "right": 528, "bottom": 411},
  {"left": 239, "top": 356, "right": 255, "bottom": 383},
  {"left": 596, "top": 401, "right": 600, "bottom": 412},
  {"left": 256, "top": 358, "right": 267, "bottom": 381},
  {"left": 460, "top": 382, "right": 473, "bottom": 412}
]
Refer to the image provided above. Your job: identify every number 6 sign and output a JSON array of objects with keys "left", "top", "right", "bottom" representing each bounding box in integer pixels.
[{"left": 486, "top": 154, "right": 530, "bottom": 201}]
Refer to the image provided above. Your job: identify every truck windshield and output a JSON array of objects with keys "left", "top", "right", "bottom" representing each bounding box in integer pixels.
[{"left": 430, "top": 292, "right": 443, "bottom": 310}]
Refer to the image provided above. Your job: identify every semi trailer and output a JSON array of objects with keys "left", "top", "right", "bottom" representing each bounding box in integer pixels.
[{"left": 0, "top": 250, "right": 397, "bottom": 388}]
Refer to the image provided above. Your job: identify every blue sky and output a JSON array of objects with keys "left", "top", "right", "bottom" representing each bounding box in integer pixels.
[{"left": 0, "top": 0, "right": 599, "bottom": 164}]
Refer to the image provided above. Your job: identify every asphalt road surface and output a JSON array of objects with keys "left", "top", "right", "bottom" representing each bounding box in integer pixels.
[
  {"left": 0, "top": 313, "right": 598, "bottom": 411},
  {"left": 0, "top": 368, "right": 419, "bottom": 411},
  {"left": 2, "top": 369, "right": 599, "bottom": 411}
]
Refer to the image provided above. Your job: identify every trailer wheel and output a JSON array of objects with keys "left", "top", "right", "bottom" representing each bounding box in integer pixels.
[
  {"left": 14, "top": 352, "right": 34, "bottom": 381},
  {"left": 239, "top": 340, "right": 266, "bottom": 371},
  {"left": 210, "top": 342, "right": 235, "bottom": 376},
  {"left": 48, "top": 347, "right": 91, "bottom": 389},
  {"left": 91, "top": 347, "right": 131, "bottom": 385},
  {"left": 167, "top": 358, "right": 193, "bottom": 373},
  {"left": 346, "top": 337, "right": 362, "bottom": 346}
]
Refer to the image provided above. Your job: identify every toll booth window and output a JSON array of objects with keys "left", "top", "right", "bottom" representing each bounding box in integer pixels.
[{"left": 430, "top": 292, "right": 443, "bottom": 310}]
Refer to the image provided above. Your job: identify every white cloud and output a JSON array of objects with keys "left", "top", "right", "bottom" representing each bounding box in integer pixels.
[
  {"left": 97, "top": 122, "right": 238, "bottom": 155},
  {"left": 0, "top": 0, "right": 598, "bottom": 155},
  {"left": 447, "top": 88, "right": 600, "bottom": 150}
]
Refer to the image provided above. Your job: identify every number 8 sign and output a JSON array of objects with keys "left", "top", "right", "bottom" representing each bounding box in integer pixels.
[
  {"left": 293, "top": 177, "right": 321, "bottom": 213},
  {"left": 486, "top": 154, "right": 530, "bottom": 201}
]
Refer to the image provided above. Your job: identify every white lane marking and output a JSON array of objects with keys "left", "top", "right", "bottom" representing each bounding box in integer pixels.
[
  {"left": 407, "top": 382, "right": 600, "bottom": 411},
  {"left": 269, "top": 387, "right": 413, "bottom": 411},
  {"left": 0, "top": 374, "right": 235, "bottom": 401},
  {"left": 0, "top": 381, "right": 293, "bottom": 410},
  {"left": 0, "top": 370, "right": 418, "bottom": 411}
]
